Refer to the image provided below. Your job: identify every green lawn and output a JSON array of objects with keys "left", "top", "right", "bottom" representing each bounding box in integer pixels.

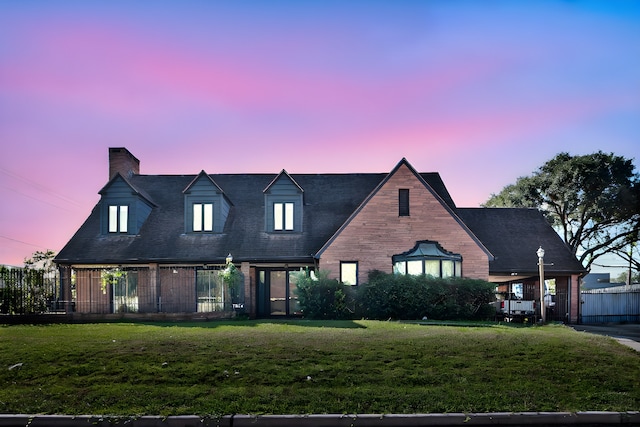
[{"left": 1, "top": 320, "right": 638, "bottom": 416}]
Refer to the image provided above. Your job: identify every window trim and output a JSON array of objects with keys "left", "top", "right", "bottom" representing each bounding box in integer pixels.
[
  {"left": 108, "top": 205, "right": 129, "bottom": 233},
  {"left": 273, "top": 201, "right": 295, "bottom": 231},
  {"left": 193, "top": 202, "right": 214, "bottom": 232}
]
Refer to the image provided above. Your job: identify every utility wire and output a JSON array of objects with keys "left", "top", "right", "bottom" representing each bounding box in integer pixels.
[
  {"left": 0, "top": 234, "right": 49, "bottom": 249},
  {"left": 0, "top": 184, "right": 75, "bottom": 212},
  {"left": 0, "top": 166, "right": 83, "bottom": 207}
]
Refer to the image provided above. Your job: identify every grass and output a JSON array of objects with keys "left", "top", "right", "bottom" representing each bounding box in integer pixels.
[{"left": 0, "top": 320, "right": 639, "bottom": 416}]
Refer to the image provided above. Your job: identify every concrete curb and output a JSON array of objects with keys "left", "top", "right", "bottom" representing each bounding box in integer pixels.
[{"left": 1, "top": 412, "right": 639, "bottom": 427}]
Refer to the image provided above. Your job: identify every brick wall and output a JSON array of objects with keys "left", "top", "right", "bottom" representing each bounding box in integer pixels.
[
  {"left": 75, "top": 269, "right": 110, "bottom": 313},
  {"left": 109, "top": 147, "right": 140, "bottom": 179},
  {"left": 159, "top": 267, "right": 196, "bottom": 312},
  {"left": 319, "top": 164, "right": 489, "bottom": 284}
]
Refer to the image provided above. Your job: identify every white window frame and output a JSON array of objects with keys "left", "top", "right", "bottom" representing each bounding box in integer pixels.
[
  {"left": 340, "top": 261, "right": 358, "bottom": 286},
  {"left": 108, "top": 205, "right": 128, "bottom": 233},
  {"left": 392, "top": 241, "right": 462, "bottom": 279},
  {"left": 274, "top": 202, "right": 294, "bottom": 231},
  {"left": 193, "top": 203, "right": 214, "bottom": 232}
]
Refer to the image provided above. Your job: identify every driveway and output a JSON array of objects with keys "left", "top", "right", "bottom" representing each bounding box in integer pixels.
[{"left": 571, "top": 323, "right": 640, "bottom": 352}]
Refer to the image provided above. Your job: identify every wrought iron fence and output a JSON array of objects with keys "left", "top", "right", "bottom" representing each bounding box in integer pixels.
[{"left": 0, "top": 266, "right": 62, "bottom": 315}]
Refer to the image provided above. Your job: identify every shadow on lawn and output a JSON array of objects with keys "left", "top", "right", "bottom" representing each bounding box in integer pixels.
[{"left": 120, "top": 318, "right": 369, "bottom": 329}]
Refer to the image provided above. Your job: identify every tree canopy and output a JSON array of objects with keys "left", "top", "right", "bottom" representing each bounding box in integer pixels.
[{"left": 484, "top": 151, "right": 639, "bottom": 270}]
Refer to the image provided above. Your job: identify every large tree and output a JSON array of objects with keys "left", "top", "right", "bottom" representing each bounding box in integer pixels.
[{"left": 484, "top": 151, "right": 640, "bottom": 270}]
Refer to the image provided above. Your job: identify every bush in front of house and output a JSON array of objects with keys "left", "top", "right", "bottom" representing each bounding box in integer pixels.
[
  {"left": 357, "top": 270, "right": 496, "bottom": 321},
  {"left": 293, "top": 270, "right": 356, "bottom": 319},
  {"left": 355, "top": 270, "right": 428, "bottom": 319},
  {"left": 294, "top": 269, "right": 496, "bottom": 321}
]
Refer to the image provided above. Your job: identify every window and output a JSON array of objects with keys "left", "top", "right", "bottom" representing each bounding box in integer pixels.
[
  {"left": 197, "top": 269, "right": 225, "bottom": 312},
  {"left": 340, "top": 261, "right": 358, "bottom": 285},
  {"left": 399, "top": 189, "right": 410, "bottom": 216},
  {"left": 193, "top": 203, "right": 213, "bottom": 232},
  {"left": 274, "top": 202, "right": 294, "bottom": 231},
  {"left": 108, "top": 205, "right": 128, "bottom": 233},
  {"left": 112, "top": 270, "right": 138, "bottom": 313},
  {"left": 393, "top": 241, "right": 462, "bottom": 278}
]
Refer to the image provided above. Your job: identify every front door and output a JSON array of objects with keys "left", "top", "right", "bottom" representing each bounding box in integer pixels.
[{"left": 256, "top": 269, "right": 301, "bottom": 317}]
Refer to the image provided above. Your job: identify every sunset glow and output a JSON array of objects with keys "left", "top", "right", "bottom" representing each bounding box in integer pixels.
[{"left": 1, "top": 1, "right": 638, "bottom": 269}]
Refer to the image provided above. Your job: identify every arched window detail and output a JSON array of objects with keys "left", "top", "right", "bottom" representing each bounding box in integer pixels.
[{"left": 392, "top": 240, "right": 462, "bottom": 278}]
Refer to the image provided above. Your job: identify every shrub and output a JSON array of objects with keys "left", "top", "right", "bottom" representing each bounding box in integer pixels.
[
  {"left": 358, "top": 271, "right": 495, "bottom": 320},
  {"left": 293, "top": 269, "right": 496, "bottom": 321},
  {"left": 293, "top": 270, "right": 356, "bottom": 319}
]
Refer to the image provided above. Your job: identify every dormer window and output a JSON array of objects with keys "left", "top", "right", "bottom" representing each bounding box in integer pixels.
[
  {"left": 108, "top": 205, "right": 128, "bottom": 233},
  {"left": 183, "top": 171, "right": 231, "bottom": 234},
  {"left": 264, "top": 169, "right": 304, "bottom": 233},
  {"left": 99, "top": 173, "right": 155, "bottom": 236},
  {"left": 193, "top": 203, "right": 214, "bottom": 232}
]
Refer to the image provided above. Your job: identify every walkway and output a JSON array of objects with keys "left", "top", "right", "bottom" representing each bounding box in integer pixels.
[{"left": 571, "top": 323, "right": 640, "bottom": 352}]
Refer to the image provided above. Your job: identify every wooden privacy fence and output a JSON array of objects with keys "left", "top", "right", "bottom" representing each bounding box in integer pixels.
[{"left": 581, "top": 287, "right": 640, "bottom": 324}]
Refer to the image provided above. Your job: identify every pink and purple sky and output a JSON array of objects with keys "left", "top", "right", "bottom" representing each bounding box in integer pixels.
[{"left": 1, "top": 1, "right": 639, "bottom": 274}]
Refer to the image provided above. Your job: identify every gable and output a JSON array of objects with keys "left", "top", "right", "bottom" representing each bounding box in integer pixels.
[
  {"left": 315, "top": 159, "right": 492, "bottom": 281},
  {"left": 263, "top": 170, "right": 304, "bottom": 195},
  {"left": 183, "top": 170, "right": 227, "bottom": 196},
  {"left": 316, "top": 159, "right": 491, "bottom": 260}
]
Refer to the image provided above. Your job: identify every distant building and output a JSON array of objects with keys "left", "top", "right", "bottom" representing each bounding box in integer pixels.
[{"left": 582, "top": 273, "right": 627, "bottom": 290}]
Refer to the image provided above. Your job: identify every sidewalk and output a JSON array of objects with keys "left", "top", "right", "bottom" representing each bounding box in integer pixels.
[
  {"left": 571, "top": 324, "right": 640, "bottom": 352},
  {"left": 1, "top": 412, "right": 639, "bottom": 427}
]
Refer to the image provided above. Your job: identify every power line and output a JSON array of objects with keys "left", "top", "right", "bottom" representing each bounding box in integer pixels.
[
  {"left": 0, "top": 234, "right": 49, "bottom": 250},
  {"left": 0, "top": 166, "right": 83, "bottom": 207},
  {"left": 592, "top": 262, "right": 630, "bottom": 269},
  {"left": 0, "top": 184, "right": 76, "bottom": 212}
]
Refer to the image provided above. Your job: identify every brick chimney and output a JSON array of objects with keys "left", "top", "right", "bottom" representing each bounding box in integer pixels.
[{"left": 109, "top": 147, "right": 140, "bottom": 179}]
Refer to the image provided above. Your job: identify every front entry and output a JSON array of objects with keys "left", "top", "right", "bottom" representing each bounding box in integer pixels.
[{"left": 256, "top": 269, "right": 301, "bottom": 317}]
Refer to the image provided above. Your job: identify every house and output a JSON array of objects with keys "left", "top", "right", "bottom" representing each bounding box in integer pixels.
[
  {"left": 581, "top": 273, "right": 627, "bottom": 290},
  {"left": 54, "top": 148, "right": 586, "bottom": 322}
]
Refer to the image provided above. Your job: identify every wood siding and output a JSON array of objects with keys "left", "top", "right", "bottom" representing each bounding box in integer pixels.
[
  {"left": 264, "top": 174, "right": 303, "bottom": 233},
  {"left": 100, "top": 176, "right": 153, "bottom": 235},
  {"left": 183, "top": 174, "right": 230, "bottom": 233}
]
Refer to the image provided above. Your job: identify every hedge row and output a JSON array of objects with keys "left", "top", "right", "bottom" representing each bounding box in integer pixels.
[{"left": 293, "top": 270, "right": 496, "bottom": 321}]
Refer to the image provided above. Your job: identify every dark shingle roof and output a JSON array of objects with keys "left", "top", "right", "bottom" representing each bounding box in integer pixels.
[
  {"left": 56, "top": 172, "right": 585, "bottom": 276},
  {"left": 456, "top": 207, "right": 586, "bottom": 275},
  {"left": 57, "top": 172, "right": 454, "bottom": 264}
]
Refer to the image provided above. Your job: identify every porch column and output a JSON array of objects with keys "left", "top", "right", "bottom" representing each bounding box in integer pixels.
[
  {"left": 241, "top": 262, "right": 252, "bottom": 317},
  {"left": 58, "top": 265, "right": 73, "bottom": 312},
  {"left": 569, "top": 274, "right": 581, "bottom": 324},
  {"left": 149, "top": 263, "right": 159, "bottom": 313}
]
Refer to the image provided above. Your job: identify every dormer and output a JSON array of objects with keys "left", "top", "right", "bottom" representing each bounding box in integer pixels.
[
  {"left": 263, "top": 170, "right": 304, "bottom": 233},
  {"left": 183, "top": 171, "right": 231, "bottom": 234},
  {"left": 99, "top": 173, "right": 155, "bottom": 235}
]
